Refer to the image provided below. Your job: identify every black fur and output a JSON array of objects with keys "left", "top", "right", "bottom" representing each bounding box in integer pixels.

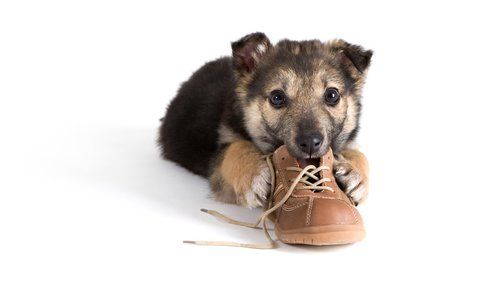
[{"left": 159, "top": 57, "right": 248, "bottom": 177}]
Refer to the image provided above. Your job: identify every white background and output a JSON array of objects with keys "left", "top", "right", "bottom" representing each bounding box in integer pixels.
[{"left": 1, "top": 1, "right": 479, "bottom": 305}]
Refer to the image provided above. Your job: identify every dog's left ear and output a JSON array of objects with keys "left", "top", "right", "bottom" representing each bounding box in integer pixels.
[
  {"left": 330, "top": 40, "right": 373, "bottom": 73},
  {"left": 231, "top": 32, "right": 272, "bottom": 74}
]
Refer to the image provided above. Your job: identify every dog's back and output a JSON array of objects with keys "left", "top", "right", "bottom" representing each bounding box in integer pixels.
[{"left": 159, "top": 57, "right": 235, "bottom": 176}]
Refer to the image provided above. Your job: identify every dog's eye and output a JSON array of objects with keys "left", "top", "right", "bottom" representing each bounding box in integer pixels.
[
  {"left": 269, "top": 90, "right": 288, "bottom": 108},
  {"left": 324, "top": 88, "right": 340, "bottom": 106}
]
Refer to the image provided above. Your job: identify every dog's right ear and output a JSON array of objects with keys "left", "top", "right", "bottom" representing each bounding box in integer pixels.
[
  {"left": 328, "top": 40, "right": 373, "bottom": 74},
  {"left": 232, "top": 32, "right": 272, "bottom": 74}
]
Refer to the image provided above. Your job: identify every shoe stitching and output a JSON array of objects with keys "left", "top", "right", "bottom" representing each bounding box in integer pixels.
[
  {"left": 306, "top": 197, "right": 313, "bottom": 226},
  {"left": 273, "top": 184, "right": 284, "bottom": 198}
]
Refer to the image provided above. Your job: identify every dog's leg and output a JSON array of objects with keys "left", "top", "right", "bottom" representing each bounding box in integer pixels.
[
  {"left": 209, "top": 140, "right": 271, "bottom": 209},
  {"left": 334, "top": 149, "right": 369, "bottom": 205}
]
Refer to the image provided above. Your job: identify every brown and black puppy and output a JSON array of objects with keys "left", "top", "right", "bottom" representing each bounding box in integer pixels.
[{"left": 159, "top": 33, "right": 371, "bottom": 208}]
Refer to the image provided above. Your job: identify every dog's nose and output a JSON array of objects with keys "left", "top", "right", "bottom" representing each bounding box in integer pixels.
[{"left": 296, "top": 133, "right": 323, "bottom": 155}]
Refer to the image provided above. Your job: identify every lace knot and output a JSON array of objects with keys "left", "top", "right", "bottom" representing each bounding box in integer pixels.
[{"left": 286, "top": 165, "right": 334, "bottom": 192}]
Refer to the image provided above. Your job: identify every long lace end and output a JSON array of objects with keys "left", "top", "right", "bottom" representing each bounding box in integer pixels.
[
  {"left": 183, "top": 240, "right": 198, "bottom": 244},
  {"left": 199, "top": 208, "right": 261, "bottom": 228},
  {"left": 183, "top": 239, "right": 276, "bottom": 249}
]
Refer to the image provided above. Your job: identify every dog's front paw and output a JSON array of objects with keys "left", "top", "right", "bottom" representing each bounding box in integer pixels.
[
  {"left": 334, "top": 159, "right": 368, "bottom": 204},
  {"left": 237, "top": 162, "right": 272, "bottom": 209}
]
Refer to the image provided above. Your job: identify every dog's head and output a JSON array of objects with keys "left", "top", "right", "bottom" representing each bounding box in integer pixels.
[{"left": 232, "top": 32, "right": 372, "bottom": 159}]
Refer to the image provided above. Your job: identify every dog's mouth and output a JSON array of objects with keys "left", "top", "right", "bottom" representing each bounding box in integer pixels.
[
  {"left": 297, "top": 158, "right": 320, "bottom": 168},
  {"left": 286, "top": 145, "right": 329, "bottom": 162}
]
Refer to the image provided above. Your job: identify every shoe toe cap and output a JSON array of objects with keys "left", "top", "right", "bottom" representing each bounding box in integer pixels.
[{"left": 309, "top": 198, "right": 363, "bottom": 227}]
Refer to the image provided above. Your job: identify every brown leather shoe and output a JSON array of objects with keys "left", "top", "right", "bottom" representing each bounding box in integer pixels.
[
  {"left": 269, "top": 145, "right": 365, "bottom": 245},
  {"left": 185, "top": 145, "right": 364, "bottom": 249}
]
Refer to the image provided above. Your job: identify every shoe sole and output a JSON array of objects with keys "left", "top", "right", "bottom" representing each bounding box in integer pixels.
[{"left": 275, "top": 224, "right": 365, "bottom": 246}]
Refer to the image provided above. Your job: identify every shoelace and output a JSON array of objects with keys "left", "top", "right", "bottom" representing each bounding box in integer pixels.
[{"left": 183, "top": 154, "right": 334, "bottom": 249}]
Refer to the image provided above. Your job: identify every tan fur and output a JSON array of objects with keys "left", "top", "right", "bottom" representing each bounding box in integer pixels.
[
  {"left": 342, "top": 149, "right": 369, "bottom": 178},
  {"left": 336, "top": 96, "right": 359, "bottom": 141},
  {"left": 210, "top": 140, "right": 270, "bottom": 208},
  {"left": 243, "top": 101, "right": 273, "bottom": 153},
  {"left": 334, "top": 149, "right": 369, "bottom": 204},
  {"left": 217, "top": 124, "right": 243, "bottom": 145}
]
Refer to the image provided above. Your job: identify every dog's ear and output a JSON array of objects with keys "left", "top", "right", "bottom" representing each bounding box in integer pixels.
[
  {"left": 232, "top": 32, "right": 272, "bottom": 73},
  {"left": 330, "top": 40, "right": 373, "bottom": 73}
]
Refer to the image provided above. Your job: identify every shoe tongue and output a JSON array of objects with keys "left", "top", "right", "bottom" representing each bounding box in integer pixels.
[{"left": 297, "top": 158, "right": 320, "bottom": 168}]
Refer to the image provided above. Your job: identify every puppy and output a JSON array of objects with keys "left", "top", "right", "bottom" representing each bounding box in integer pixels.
[{"left": 159, "top": 33, "right": 372, "bottom": 208}]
